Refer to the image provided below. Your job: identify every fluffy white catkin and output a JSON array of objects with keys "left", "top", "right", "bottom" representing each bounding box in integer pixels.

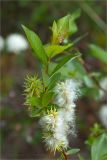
[{"left": 40, "top": 79, "right": 79, "bottom": 152}]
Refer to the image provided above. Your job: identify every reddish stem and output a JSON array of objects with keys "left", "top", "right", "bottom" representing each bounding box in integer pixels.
[{"left": 62, "top": 149, "right": 68, "bottom": 160}]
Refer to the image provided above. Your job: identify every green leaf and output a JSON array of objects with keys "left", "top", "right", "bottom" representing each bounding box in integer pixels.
[
  {"left": 27, "top": 96, "right": 41, "bottom": 107},
  {"left": 28, "top": 106, "right": 43, "bottom": 117},
  {"left": 83, "top": 75, "right": 94, "bottom": 87},
  {"left": 100, "top": 154, "right": 107, "bottom": 160},
  {"left": 51, "top": 11, "right": 80, "bottom": 44},
  {"left": 51, "top": 20, "right": 58, "bottom": 44},
  {"left": 82, "top": 87, "right": 99, "bottom": 100},
  {"left": 42, "top": 92, "right": 54, "bottom": 106},
  {"left": 89, "top": 44, "right": 107, "bottom": 64},
  {"left": 48, "top": 62, "right": 57, "bottom": 75},
  {"left": 69, "top": 21, "right": 78, "bottom": 35},
  {"left": 91, "top": 133, "right": 107, "bottom": 160},
  {"left": 71, "top": 9, "right": 81, "bottom": 20},
  {"left": 66, "top": 148, "right": 80, "bottom": 155},
  {"left": 44, "top": 43, "right": 73, "bottom": 58},
  {"left": 67, "top": 60, "right": 95, "bottom": 87},
  {"left": 47, "top": 72, "right": 61, "bottom": 90},
  {"left": 52, "top": 15, "right": 70, "bottom": 44},
  {"left": 22, "top": 25, "right": 47, "bottom": 65},
  {"left": 26, "top": 96, "right": 42, "bottom": 117},
  {"left": 57, "top": 14, "right": 70, "bottom": 34},
  {"left": 69, "top": 9, "right": 81, "bottom": 35},
  {"left": 51, "top": 53, "right": 81, "bottom": 76}
]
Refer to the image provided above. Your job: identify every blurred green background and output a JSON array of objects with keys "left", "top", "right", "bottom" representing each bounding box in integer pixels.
[{"left": 0, "top": 0, "right": 107, "bottom": 159}]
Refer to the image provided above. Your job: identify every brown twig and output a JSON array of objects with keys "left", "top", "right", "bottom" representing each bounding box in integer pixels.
[{"left": 62, "top": 149, "right": 68, "bottom": 160}]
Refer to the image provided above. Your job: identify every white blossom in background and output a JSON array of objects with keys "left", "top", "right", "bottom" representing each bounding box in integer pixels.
[
  {"left": 40, "top": 79, "right": 79, "bottom": 152},
  {"left": 6, "top": 33, "right": 28, "bottom": 53},
  {"left": 0, "top": 35, "right": 5, "bottom": 51},
  {"left": 99, "top": 77, "right": 107, "bottom": 99},
  {"left": 99, "top": 104, "right": 107, "bottom": 128}
]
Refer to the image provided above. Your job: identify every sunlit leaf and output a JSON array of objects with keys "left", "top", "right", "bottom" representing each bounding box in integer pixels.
[{"left": 44, "top": 43, "right": 73, "bottom": 58}]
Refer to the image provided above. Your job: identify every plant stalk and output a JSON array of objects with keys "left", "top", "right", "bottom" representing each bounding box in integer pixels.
[{"left": 62, "top": 149, "right": 68, "bottom": 160}]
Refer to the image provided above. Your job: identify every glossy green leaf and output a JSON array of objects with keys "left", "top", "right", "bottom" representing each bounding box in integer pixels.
[
  {"left": 89, "top": 44, "right": 107, "bottom": 64},
  {"left": 91, "top": 133, "right": 107, "bottom": 160},
  {"left": 66, "top": 148, "right": 80, "bottom": 155},
  {"left": 44, "top": 43, "right": 73, "bottom": 58},
  {"left": 22, "top": 25, "right": 47, "bottom": 65},
  {"left": 51, "top": 53, "right": 81, "bottom": 76}
]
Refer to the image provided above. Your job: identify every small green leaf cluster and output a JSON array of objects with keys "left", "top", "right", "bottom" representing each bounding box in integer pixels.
[
  {"left": 78, "top": 124, "right": 107, "bottom": 160},
  {"left": 51, "top": 10, "right": 81, "bottom": 45}
]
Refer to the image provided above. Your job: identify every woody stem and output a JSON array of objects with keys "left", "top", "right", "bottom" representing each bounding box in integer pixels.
[{"left": 61, "top": 149, "right": 68, "bottom": 160}]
